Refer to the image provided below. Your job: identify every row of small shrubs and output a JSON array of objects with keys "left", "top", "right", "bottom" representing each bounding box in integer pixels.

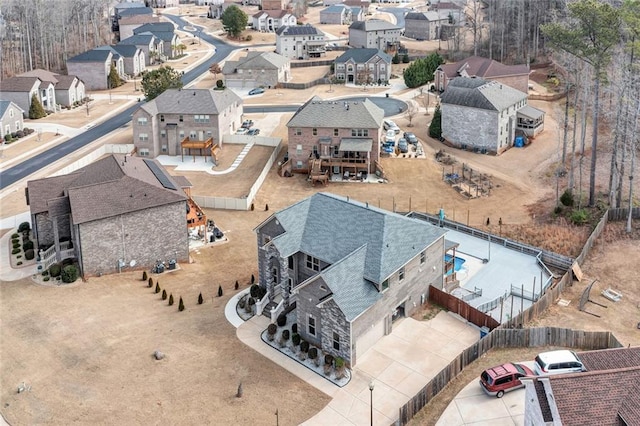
[
  {"left": 0, "top": 128, "right": 35, "bottom": 144},
  {"left": 145, "top": 275, "right": 186, "bottom": 311}
]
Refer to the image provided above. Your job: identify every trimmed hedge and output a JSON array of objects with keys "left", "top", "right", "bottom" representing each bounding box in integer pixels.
[
  {"left": 308, "top": 347, "right": 318, "bottom": 359},
  {"left": 277, "top": 314, "right": 287, "bottom": 327},
  {"left": 61, "top": 265, "right": 78, "bottom": 283},
  {"left": 49, "top": 264, "right": 61, "bottom": 277},
  {"left": 324, "top": 354, "right": 334, "bottom": 366},
  {"left": 25, "top": 249, "right": 35, "bottom": 260},
  {"left": 300, "top": 341, "right": 309, "bottom": 353},
  {"left": 292, "top": 333, "right": 301, "bottom": 346},
  {"left": 23, "top": 240, "right": 34, "bottom": 251}
]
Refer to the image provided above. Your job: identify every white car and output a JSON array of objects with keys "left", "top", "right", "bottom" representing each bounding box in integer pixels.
[
  {"left": 533, "top": 350, "right": 586, "bottom": 375},
  {"left": 384, "top": 129, "right": 396, "bottom": 145},
  {"left": 384, "top": 119, "right": 400, "bottom": 134},
  {"left": 235, "top": 128, "right": 249, "bottom": 135}
]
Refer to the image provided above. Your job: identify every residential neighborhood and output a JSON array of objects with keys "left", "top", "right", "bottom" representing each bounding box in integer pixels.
[{"left": 0, "top": 0, "right": 639, "bottom": 426}]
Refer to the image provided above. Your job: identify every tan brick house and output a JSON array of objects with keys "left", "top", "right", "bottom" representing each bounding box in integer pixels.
[{"left": 435, "top": 55, "right": 530, "bottom": 94}]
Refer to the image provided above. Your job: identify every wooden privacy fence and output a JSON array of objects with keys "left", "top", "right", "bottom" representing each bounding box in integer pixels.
[
  {"left": 608, "top": 207, "right": 640, "bottom": 221},
  {"left": 396, "top": 327, "right": 622, "bottom": 425},
  {"left": 429, "top": 286, "right": 499, "bottom": 329}
]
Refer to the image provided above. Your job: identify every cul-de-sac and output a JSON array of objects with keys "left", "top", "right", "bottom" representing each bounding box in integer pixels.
[{"left": 1, "top": 0, "right": 639, "bottom": 425}]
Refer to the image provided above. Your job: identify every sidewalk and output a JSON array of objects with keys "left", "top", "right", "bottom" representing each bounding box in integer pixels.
[{"left": 0, "top": 224, "right": 38, "bottom": 282}]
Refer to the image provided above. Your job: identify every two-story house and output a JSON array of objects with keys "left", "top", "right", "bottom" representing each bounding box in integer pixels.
[
  {"left": 0, "top": 76, "right": 56, "bottom": 115},
  {"left": 404, "top": 11, "right": 447, "bottom": 41},
  {"left": 275, "top": 25, "right": 326, "bottom": 60},
  {"left": 26, "top": 154, "right": 190, "bottom": 277},
  {"left": 67, "top": 48, "right": 125, "bottom": 90},
  {"left": 434, "top": 55, "right": 530, "bottom": 93},
  {"left": 0, "top": 100, "right": 24, "bottom": 137},
  {"left": 118, "top": 32, "right": 163, "bottom": 65},
  {"left": 440, "top": 77, "right": 544, "bottom": 155},
  {"left": 131, "top": 88, "right": 243, "bottom": 158},
  {"left": 348, "top": 19, "right": 402, "bottom": 50},
  {"left": 286, "top": 96, "right": 384, "bottom": 175},
  {"left": 19, "top": 69, "right": 86, "bottom": 108},
  {"left": 255, "top": 192, "right": 448, "bottom": 367},
  {"left": 262, "top": 0, "right": 290, "bottom": 10},
  {"left": 96, "top": 45, "right": 146, "bottom": 77},
  {"left": 334, "top": 48, "right": 391, "bottom": 85},
  {"left": 252, "top": 10, "right": 296, "bottom": 33},
  {"left": 118, "top": 14, "right": 160, "bottom": 40},
  {"left": 319, "top": 4, "right": 363, "bottom": 25},
  {"left": 134, "top": 22, "right": 180, "bottom": 60},
  {"left": 222, "top": 51, "right": 290, "bottom": 89}
]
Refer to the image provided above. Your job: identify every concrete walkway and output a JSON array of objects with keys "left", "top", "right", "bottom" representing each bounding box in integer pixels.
[
  {"left": 225, "top": 292, "right": 480, "bottom": 425},
  {"left": 0, "top": 223, "right": 38, "bottom": 282},
  {"left": 155, "top": 139, "right": 256, "bottom": 175}
]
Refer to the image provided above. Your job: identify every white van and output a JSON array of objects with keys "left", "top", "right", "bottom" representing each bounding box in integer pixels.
[{"left": 533, "top": 350, "right": 586, "bottom": 375}]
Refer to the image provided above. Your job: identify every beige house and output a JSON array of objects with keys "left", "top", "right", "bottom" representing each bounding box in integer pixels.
[
  {"left": 118, "top": 14, "right": 160, "bottom": 40},
  {"left": 222, "top": 51, "right": 291, "bottom": 89},
  {"left": 20, "top": 69, "right": 86, "bottom": 107},
  {"left": 348, "top": 19, "right": 402, "bottom": 50},
  {"left": 132, "top": 88, "right": 243, "bottom": 158},
  {"left": 286, "top": 96, "right": 385, "bottom": 175},
  {"left": 275, "top": 25, "right": 326, "bottom": 60},
  {"left": 435, "top": 55, "right": 530, "bottom": 93}
]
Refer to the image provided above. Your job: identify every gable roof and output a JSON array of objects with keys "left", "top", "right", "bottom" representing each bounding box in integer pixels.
[
  {"left": 138, "top": 88, "right": 242, "bottom": 116},
  {"left": 0, "top": 100, "right": 24, "bottom": 117},
  {"left": 222, "top": 51, "right": 289, "bottom": 74},
  {"left": 133, "top": 22, "right": 175, "bottom": 34},
  {"left": 322, "top": 4, "right": 351, "bottom": 13},
  {"left": 437, "top": 55, "right": 529, "bottom": 80},
  {"left": 405, "top": 11, "right": 443, "bottom": 21},
  {"left": 287, "top": 96, "right": 385, "bottom": 129},
  {"left": 109, "top": 44, "right": 141, "bottom": 58},
  {"left": 578, "top": 346, "right": 640, "bottom": 371},
  {"left": 67, "top": 49, "right": 112, "bottom": 63},
  {"left": 18, "top": 69, "right": 59, "bottom": 85},
  {"left": 264, "top": 193, "right": 447, "bottom": 286},
  {"left": 0, "top": 76, "right": 41, "bottom": 92},
  {"left": 118, "top": 32, "right": 157, "bottom": 46},
  {"left": 53, "top": 74, "right": 79, "bottom": 90},
  {"left": 349, "top": 19, "right": 400, "bottom": 31},
  {"left": 254, "top": 9, "right": 291, "bottom": 19},
  {"left": 118, "top": 14, "right": 159, "bottom": 26},
  {"left": 335, "top": 48, "right": 391, "bottom": 64},
  {"left": 440, "top": 77, "right": 527, "bottom": 111},
  {"left": 117, "top": 6, "right": 153, "bottom": 17},
  {"left": 275, "top": 24, "right": 323, "bottom": 37},
  {"left": 27, "top": 155, "right": 186, "bottom": 224}
]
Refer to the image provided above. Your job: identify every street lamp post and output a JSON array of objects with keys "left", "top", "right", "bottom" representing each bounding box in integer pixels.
[{"left": 369, "top": 380, "right": 375, "bottom": 425}]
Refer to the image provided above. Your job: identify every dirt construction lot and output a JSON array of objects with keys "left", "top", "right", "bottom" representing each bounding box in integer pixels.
[{"left": 2, "top": 6, "right": 640, "bottom": 426}]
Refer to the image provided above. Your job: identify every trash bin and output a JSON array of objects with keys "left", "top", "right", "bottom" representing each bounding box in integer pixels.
[
  {"left": 168, "top": 260, "right": 176, "bottom": 270},
  {"left": 480, "top": 326, "right": 490, "bottom": 339}
]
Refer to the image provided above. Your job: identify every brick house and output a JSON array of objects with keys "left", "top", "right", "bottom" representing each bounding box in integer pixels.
[
  {"left": 275, "top": 25, "right": 326, "bottom": 60},
  {"left": 118, "top": 14, "right": 160, "bottom": 40},
  {"left": 319, "top": 4, "right": 363, "bottom": 25},
  {"left": 132, "top": 88, "right": 243, "bottom": 158},
  {"left": 440, "top": 77, "right": 544, "bottom": 155},
  {"left": 26, "top": 154, "right": 190, "bottom": 277},
  {"left": 334, "top": 48, "right": 391, "bottom": 85},
  {"left": 255, "top": 192, "right": 448, "bottom": 366},
  {"left": 67, "top": 48, "right": 125, "bottom": 90},
  {"left": 0, "top": 100, "right": 24, "bottom": 137},
  {"left": 404, "top": 11, "right": 447, "bottom": 41},
  {"left": 286, "top": 96, "right": 384, "bottom": 175},
  {"left": 0, "top": 76, "right": 57, "bottom": 115},
  {"left": 262, "top": 0, "right": 289, "bottom": 10},
  {"left": 348, "top": 19, "right": 402, "bottom": 50},
  {"left": 19, "top": 69, "right": 86, "bottom": 108},
  {"left": 118, "top": 32, "right": 163, "bottom": 66},
  {"left": 252, "top": 10, "right": 296, "bottom": 33},
  {"left": 133, "top": 22, "right": 181, "bottom": 60},
  {"left": 434, "top": 55, "right": 530, "bottom": 94},
  {"left": 222, "top": 51, "right": 290, "bottom": 89}
]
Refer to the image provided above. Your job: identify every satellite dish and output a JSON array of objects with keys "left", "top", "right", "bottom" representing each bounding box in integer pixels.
[{"left": 130, "top": 260, "right": 137, "bottom": 267}]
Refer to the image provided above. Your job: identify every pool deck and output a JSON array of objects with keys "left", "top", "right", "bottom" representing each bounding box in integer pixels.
[{"left": 444, "top": 228, "right": 550, "bottom": 322}]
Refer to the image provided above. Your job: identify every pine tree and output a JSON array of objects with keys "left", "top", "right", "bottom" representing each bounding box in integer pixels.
[
  {"left": 155, "top": 283, "right": 161, "bottom": 294},
  {"left": 178, "top": 297, "right": 185, "bottom": 311},
  {"left": 198, "top": 292, "right": 204, "bottom": 304},
  {"left": 142, "top": 271, "right": 148, "bottom": 281},
  {"left": 29, "top": 94, "right": 46, "bottom": 119},
  {"left": 218, "top": 285, "right": 223, "bottom": 297},
  {"left": 108, "top": 63, "right": 122, "bottom": 89},
  {"left": 162, "top": 289, "right": 167, "bottom": 300},
  {"left": 168, "top": 294, "right": 174, "bottom": 306},
  {"left": 148, "top": 277, "right": 153, "bottom": 287},
  {"left": 429, "top": 104, "right": 442, "bottom": 139}
]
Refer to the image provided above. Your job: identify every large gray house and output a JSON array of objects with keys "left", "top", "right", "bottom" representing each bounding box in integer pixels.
[
  {"left": 348, "top": 19, "right": 402, "bottom": 50},
  {"left": 334, "top": 48, "right": 391, "bottom": 84},
  {"left": 67, "top": 48, "right": 124, "bottom": 90},
  {"left": 404, "top": 11, "right": 447, "bottom": 41},
  {"left": 440, "top": 77, "right": 544, "bottom": 155},
  {"left": 255, "top": 192, "right": 448, "bottom": 367},
  {"left": 222, "top": 51, "right": 290, "bottom": 89},
  {"left": 26, "top": 154, "right": 190, "bottom": 277},
  {"left": 132, "top": 88, "right": 243, "bottom": 157}
]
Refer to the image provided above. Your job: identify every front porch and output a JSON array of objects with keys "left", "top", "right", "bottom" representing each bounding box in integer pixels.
[{"left": 516, "top": 105, "right": 545, "bottom": 138}]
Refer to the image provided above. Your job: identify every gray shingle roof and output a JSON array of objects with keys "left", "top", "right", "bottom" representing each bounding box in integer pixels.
[
  {"left": 349, "top": 19, "right": 400, "bottom": 31},
  {"left": 115, "top": 1, "right": 146, "bottom": 10},
  {"left": 0, "top": 100, "right": 24, "bottom": 118},
  {"left": 18, "top": 69, "right": 58, "bottom": 85},
  {"left": 323, "top": 4, "right": 350, "bottom": 13},
  {"left": 275, "top": 24, "right": 323, "bottom": 37},
  {"left": 109, "top": 44, "right": 140, "bottom": 58},
  {"left": 223, "top": 51, "right": 289, "bottom": 74},
  {"left": 287, "top": 96, "right": 385, "bottom": 129},
  {"left": 118, "top": 33, "right": 156, "bottom": 46},
  {"left": 517, "top": 104, "right": 545, "bottom": 120},
  {"left": 52, "top": 75, "right": 79, "bottom": 90},
  {"left": 405, "top": 11, "right": 442, "bottom": 21},
  {"left": 67, "top": 49, "right": 112, "bottom": 63},
  {"left": 139, "top": 88, "right": 242, "bottom": 116},
  {"left": 440, "top": 77, "right": 527, "bottom": 111},
  {"left": 133, "top": 22, "right": 175, "bottom": 34},
  {"left": 268, "top": 193, "right": 447, "bottom": 285},
  {"left": 0, "top": 76, "right": 41, "bottom": 92},
  {"left": 335, "top": 48, "right": 391, "bottom": 64},
  {"left": 27, "top": 155, "right": 187, "bottom": 225},
  {"left": 118, "top": 6, "right": 153, "bottom": 17}
]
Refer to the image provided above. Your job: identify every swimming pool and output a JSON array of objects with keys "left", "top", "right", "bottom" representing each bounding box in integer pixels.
[{"left": 444, "top": 254, "right": 466, "bottom": 273}]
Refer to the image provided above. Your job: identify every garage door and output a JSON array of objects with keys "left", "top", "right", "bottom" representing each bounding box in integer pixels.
[
  {"left": 355, "top": 319, "right": 385, "bottom": 363},
  {"left": 225, "top": 79, "right": 250, "bottom": 89}
]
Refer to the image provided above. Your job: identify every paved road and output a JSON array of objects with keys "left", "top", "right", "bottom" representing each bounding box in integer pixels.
[
  {"left": 379, "top": 7, "right": 410, "bottom": 28},
  {"left": 0, "top": 14, "right": 234, "bottom": 190}
]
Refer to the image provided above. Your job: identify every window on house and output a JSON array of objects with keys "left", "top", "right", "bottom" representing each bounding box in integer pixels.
[
  {"left": 305, "top": 254, "right": 320, "bottom": 271},
  {"left": 138, "top": 133, "right": 149, "bottom": 142},
  {"left": 160, "top": 130, "right": 166, "bottom": 138},
  {"left": 179, "top": 115, "right": 184, "bottom": 122},
  {"left": 161, "top": 144, "right": 167, "bottom": 152},
  {"left": 333, "top": 332, "right": 340, "bottom": 351},
  {"left": 333, "top": 145, "right": 339, "bottom": 156},
  {"left": 312, "top": 128, "right": 317, "bottom": 136},
  {"left": 9, "top": 109, "right": 13, "bottom": 118},
  {"left": 206, "top": 131, "right": 212, "bottom": 138},
  {"left": 295, "top": 128, "right": 302, "bottom": 136},
  {"left": 189, "top": 131, "right": 197, "bottom": 140},
  {"left": 137, "top": 117, "right": 147, "bottom": 125},
  {"left": 296, "top": 144, "right": 302, "bottom": 155},
  {"left": 420, "top": 251, "right": 426, "bottom": 265},
  {"left": 160, "top": 115, "right": 164, "bottom": 122},
  {"left": 15, "top": 121, "right": 21, "bottom": 130},
  {"left": 139, "top": 148, "right": 149, "bottom": 156},
  {"left": 399, "top": 267, "right": 405, "bottom": 282},
  {"left": 308, "top": 315, "right": 316, "bottom": 336},
  {"left": 296, "top": 160, "right": 303, "bottom": 169},
  {"left": 179, "top": 130, "right": 185, "bottom": 139},
  {"left": 381, "top": 279, "right": 389, "bottom": 291},
  {"left": 288, "top": 256, "right": 294, "bottom": 269},
  {"left": 334, "top": 128, "right": 339, "bottom": 136}
]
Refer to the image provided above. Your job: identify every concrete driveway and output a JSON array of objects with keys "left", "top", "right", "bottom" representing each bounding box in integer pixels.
[{"left": 236, "top": 310, "right": 480, "bottom": 425}]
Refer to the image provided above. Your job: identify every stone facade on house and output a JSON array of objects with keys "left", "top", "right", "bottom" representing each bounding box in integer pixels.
[{"left": 254, "top": 193, "right": 449, "bottom": 367}]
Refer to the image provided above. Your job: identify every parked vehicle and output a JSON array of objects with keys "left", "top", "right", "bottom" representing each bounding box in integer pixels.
[
  {"left": 235, "top": 128, "right": 249, "bottom": 135},
  {"left": 384, "top": 129, "right": 396, "bottom": 145},
  {"left": 383, "top": 119, "right": 400, "bottom": 134},
  {"left": 382, "top": 141, "right": 394, "bottom": 154},
  {"left": 404, "top": 132, "right": 418, "bottom": 145},
  {"left": 248, "top": 87, "right": 265, "bottom": 95},
  {"left": 398, "top": 138, "right": 409, "bottom": 153},
  {"left": 533, "top": 350, "right": 586, "bottom": 376},
  {"left": 247, "top": 128, "right": 260, "bottom": 136},
  {"left": 480, "top": 363, "right": 534, "bottom": 398},
  {"left": 241, "top": 120, "right": 254, "bottom": 129}
]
